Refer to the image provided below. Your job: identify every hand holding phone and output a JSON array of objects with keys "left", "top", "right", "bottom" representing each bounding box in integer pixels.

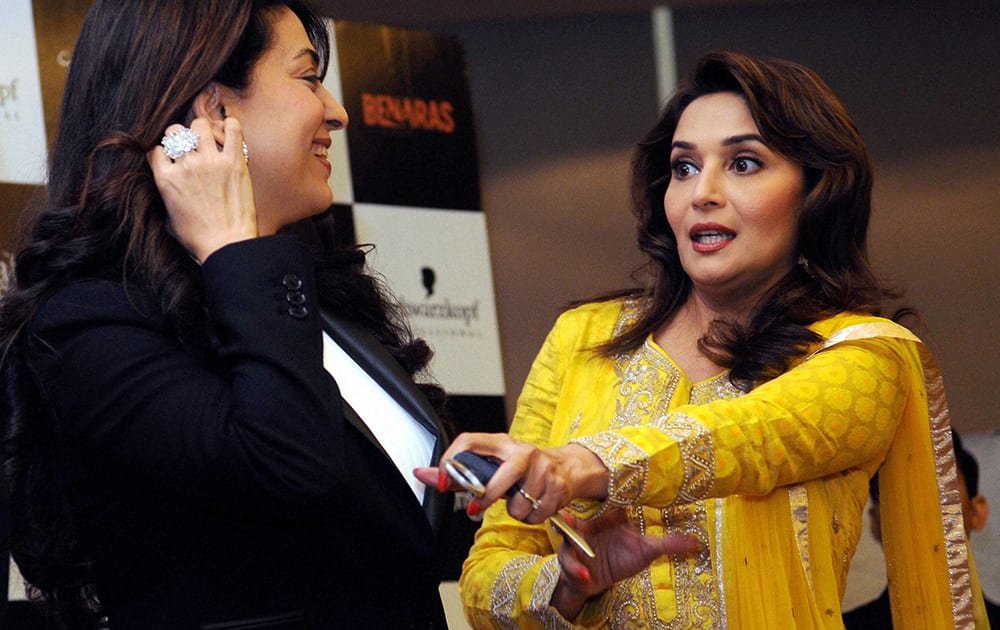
[{"left": 444, "top": 451, "right": 596, "bottom": 558}]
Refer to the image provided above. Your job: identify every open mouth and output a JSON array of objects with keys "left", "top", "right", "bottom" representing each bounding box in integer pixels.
[{"left": 691, "top": 231, "right": 735, "bottom": 244}]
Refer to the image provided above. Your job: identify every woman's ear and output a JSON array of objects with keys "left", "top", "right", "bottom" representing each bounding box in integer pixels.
[
  {"left": 969, "top": 495, "right": 989, "bottom": 532},
  {"left": 190, "top": 82, "right": 227, "bottom": 145}
]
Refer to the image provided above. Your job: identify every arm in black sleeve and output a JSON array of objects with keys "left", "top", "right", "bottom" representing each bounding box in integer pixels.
[{"left": 27, "top": 236, "right": 346, "bottom": 520}]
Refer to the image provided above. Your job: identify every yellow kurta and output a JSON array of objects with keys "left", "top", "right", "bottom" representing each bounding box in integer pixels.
[{"left": 460, "top": 299, "right": 979, "bottom": 629}]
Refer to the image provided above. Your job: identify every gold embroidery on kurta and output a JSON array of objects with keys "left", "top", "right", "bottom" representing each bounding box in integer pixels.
[
  {"left": 788, "top": 484, "right": 812, "bottom": 589},
  {"left": 532, "top": 557, "right": 578, "bottom": 629},
  {"left": 652, "top": 412, "right": 718, "bottom": 627},
  {"left": 592, "top": 303, "right": 730, "bottom": 628},
  {"left": 573, "top": 432, "right": 650, "bottom": 509},
  {"left": 491, "top": 554, "right": 541, "bottom": 630},
  {"left": 661, "top": 500, "right": 718, "bottom": 628},
  {"left": 651, "top": 413, "right": 715, "bottom": 505},
  {"left": 610, "top": 320, "right": 681, "bottom": 431},
  {"left": 714, "top": 498, "right": 728, "bottom": 628},
  {"left": 690, "top": 373, "right": 742, "bottom": 405}
]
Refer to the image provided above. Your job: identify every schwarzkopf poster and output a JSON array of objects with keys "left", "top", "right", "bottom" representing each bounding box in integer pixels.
[
  {"left": 0, "top": 0, "right": 47, "bottom": 187},
  {"left": 326, "top": 22, "right": 506, "bottom": 576},
  {"left": 1, "top": 0, "right": 90, "bottom": 281},
  {"left": 327, "top": 22, "right": 506, "bottom": 412}
]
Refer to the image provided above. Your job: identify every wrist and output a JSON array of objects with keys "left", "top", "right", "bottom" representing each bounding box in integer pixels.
[
  {"left": 550, "top": 572, "right": 594, "bottom": 621},
  {"left": 560, "top": 443, "right": 609, "bottom": 500}
]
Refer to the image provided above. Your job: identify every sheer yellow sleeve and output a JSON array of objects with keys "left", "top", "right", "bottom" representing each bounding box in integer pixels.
[{"left": 573, "top": 336, "right": 909, "bottom": 509}]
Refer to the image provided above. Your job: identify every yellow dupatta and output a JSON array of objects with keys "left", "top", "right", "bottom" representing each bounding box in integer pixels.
[{"left": 723, "top": 320, "right": 980, "bottom": 629}]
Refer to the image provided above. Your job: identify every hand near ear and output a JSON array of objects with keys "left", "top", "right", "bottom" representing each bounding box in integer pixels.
[{"left": 147, "top": 116, "right": 257, "bottom": 263}]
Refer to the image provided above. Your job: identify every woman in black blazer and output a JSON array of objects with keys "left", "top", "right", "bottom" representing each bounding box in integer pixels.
[{"left": 0, "top": 1, "right": 450, "bottom": 627}]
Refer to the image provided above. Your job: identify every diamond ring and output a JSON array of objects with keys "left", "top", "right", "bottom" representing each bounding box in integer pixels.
[{"left": 161, "top": 127, "right": 200, "bottom": 160}]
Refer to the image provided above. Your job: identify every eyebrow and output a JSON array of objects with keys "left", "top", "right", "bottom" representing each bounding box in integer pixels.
[
  {"left": 671, "top": 134, "right": 767, "bottom": 151},
  {"left": 293, "top": 48, "right": 320, "bottom": 67}
]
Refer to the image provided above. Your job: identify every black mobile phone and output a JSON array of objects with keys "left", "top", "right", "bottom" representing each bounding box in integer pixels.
[{"left": 443, "top": 451, "right": 596, "bottom": 558}]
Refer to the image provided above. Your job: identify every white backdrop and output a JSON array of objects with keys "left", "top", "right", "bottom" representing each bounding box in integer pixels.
[{"left": 0, "top": 0, "right": 48, "bottom": 185}]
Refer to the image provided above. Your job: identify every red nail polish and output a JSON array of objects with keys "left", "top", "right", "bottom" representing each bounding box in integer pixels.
[
  {"left": 437, "top": 471, "right": 448, "bottom": 493},
  {"left": 466, "top": 501, "right": 482, "bottom": 517},
  {"left": 574, "top": 566, "right": 591, "bottom": 583}
]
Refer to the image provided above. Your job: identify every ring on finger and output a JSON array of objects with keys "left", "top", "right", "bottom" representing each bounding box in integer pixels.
[
  {"left": 518, "top": 488, "right": 543, "bottom": 511},
  {"left": 161, "top": 126, "right": 200, "bottom": 160}
]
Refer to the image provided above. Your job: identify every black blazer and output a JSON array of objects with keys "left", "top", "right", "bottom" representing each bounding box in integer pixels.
[{"left": 22, "top": 236, "right": 449, "bottom": 629}]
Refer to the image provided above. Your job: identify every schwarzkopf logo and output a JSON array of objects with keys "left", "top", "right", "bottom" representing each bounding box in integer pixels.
[
  {"left": 421, "top": 266, "right": 436, "bottom": 297},
  {"left": 401, "top": 296, "right": 480, "bottom": 327},
  {"left": 401, "top": 264, "right": 483, "bottom": 334},
  {"left": 0, "top": 78, "right": 21, "bottom": 121}
]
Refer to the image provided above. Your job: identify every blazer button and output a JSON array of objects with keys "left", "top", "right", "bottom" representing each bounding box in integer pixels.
[
  {"left": 288, "top": 304, "right": 309, "bottom": 319},
  {"left": 282, "top": 274, "right": 303, "bottom": 290},
  {"left": 286, "top": 290, "right": 306, "bottom": 306}
]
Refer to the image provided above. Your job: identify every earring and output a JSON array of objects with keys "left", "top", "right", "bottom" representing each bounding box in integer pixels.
[
  {"left": 798, "top": 253, "right": 815, "bottom": 278},
  {"left": 242, "top": 141, "right": 249, "bottom": 164}
]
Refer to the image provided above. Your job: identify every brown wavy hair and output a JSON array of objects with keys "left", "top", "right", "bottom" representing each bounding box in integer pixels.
[
  {"left": 0, "top": 1, "right": 444, "bottom": 625},
  {"left": 596, "top": 50, "right": 892, "bottom": 388}
]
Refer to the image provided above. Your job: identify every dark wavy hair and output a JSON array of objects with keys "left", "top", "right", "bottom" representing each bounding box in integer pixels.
[
  {"left": 0, "top": 0, "right": 444, "bottom": 626},
  {"left": 596, "top": 50, "right": 892, "bottom": 389}
]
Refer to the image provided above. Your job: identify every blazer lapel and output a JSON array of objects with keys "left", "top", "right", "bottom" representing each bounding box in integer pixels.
[
  {"left": 320, "top": 311, "right": 442, "bottom": 436},
  {"left": 319, "top": 310, "right": 450, "bottom": 534}
]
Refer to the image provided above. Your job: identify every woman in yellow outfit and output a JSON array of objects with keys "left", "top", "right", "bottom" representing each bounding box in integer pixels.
[{"left": 417, "top": 50, "right": 983, "bottom": 628}]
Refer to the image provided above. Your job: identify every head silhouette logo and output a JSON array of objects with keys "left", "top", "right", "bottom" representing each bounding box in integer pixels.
[{"left": 421, "top": 267, "right": 436, "bottom": 297}]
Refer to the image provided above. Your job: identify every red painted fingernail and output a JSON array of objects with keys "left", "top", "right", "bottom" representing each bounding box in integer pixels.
[
  {"left": 437, "top": 471, "right": 449, "bottom": 493},
  {"left": 466, "top": 501, "right": 482, "bottom": 517},
  {"left": 574, "top": 566, "right": 591, "bottom": 583}
]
